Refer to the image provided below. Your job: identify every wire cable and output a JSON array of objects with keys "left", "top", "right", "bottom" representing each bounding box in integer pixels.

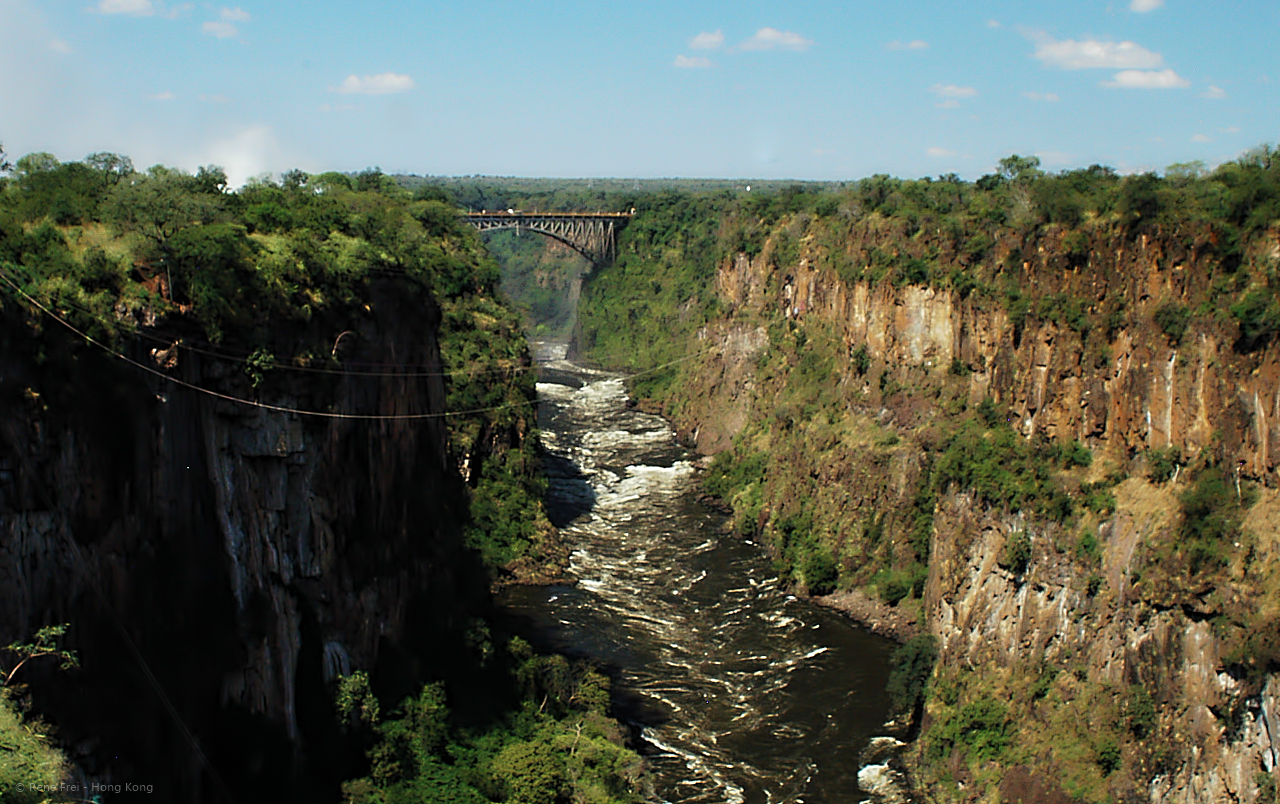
[
  {"left": 1, "top": 266, "right": 719, "bottom": 386},
  {"left": 0, "top": 270, "right": 535, "bottom": 421}
]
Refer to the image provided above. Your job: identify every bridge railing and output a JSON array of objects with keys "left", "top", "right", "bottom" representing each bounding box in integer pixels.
[{"left": 459, "top": 211, "right": 633, "bottom": 265}]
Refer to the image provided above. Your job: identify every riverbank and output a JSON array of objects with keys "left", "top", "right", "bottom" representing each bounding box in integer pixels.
[{"left": 812, "top": 589, "right": 920, "bottom": 644}]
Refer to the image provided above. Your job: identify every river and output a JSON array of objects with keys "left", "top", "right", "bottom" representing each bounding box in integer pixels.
[{"left": 498, "top": 348, "right": 899, "bottom": 803}]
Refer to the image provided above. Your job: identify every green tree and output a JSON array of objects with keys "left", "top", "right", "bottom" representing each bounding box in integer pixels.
[
  {"left": 0, "top": 690, "right": 71, "bottom": 804},
  {"left": 2, "top": 624, "right": 79, "bottom": 687},
  {"left": 109, "top": 168, "right": 226, "bottom": 252},
  {"left": 998, "top": 154, "right": 1043, "bottom": 184},
  {"left": 492, "top": 741, "right": 567, "bottom": 804},
  {"left": 84, "top": 152, "right": 134, "bottom": 185},
  {"left": 887, "top": 634, "right": 938, "bottom": 718},
  {"left": 335, "top": 670, "right": 380, "bottom": 732}
]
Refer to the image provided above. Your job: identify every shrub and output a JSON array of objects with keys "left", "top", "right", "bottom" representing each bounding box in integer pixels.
[
  {"left": 962, "top": 233, "right": 994, "bottom": 262},
  {"left": 1029, "top": 663, "right": 1059, "bottom": 700},
  {"left": 851, "top": 344, "right": 871, "bottom": 376},
  {"left": 999, "top": 531, "right": 1032, "bottom": 576},
  {"left": 492, "top": 741, "right": 567, "bottom": 804},
  {"left": 1179, "top": 465, "right": 1253, "bottom": 574},
  {"left": 1256, "top": 771, "right": 1278, "bottom": 803},
  {"left": 0, "top": 690, "right": 70, "bottom": 803},
  {"left": 1125, "top": 685, "right": 1156, "bottom": 738},
  {"left": 1154, "top": 302, "right": 1192, "bottom": 345},
  {"left": 928, "top": 697, "right": 1012, "bottom": 762},
  {"left": 1086, "top": 573, "right": 1104, "bottom": 597},
  {"left": 1081, "top": 482, "right": 1116, "bottom": 516},
  {"left": 801, "top": 549, "right": 839, "bottom": 596},
  {"left": 1146, "top": 446, "right": 1182, "bottom": 483},
  {"left": 1231, "top": 287, "right": 1280, "bottom": 351},
  {"left": 878, "top": 574, "right": 910, "bottom": 606},
  {"left": 887, "top": 635, "right": 937, "bottom": 716},
  {"left": 1062, "top": 230, "right": 1090, "bottom": 260},
  {"left": 933, "top": 419, "right": 1073, "bottom": 521},
  {"left": 1096, "top": 737, "right": 1122, "bottom": 775},
  {"left": 1077, "top": 531, "right": 1101, "bottom": 562},
  {"left": 703, "top": 450, "right": 768, "bottom": 499}
]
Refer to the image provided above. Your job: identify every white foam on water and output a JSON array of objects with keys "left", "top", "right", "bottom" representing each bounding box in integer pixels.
[{"left": 641, "top": 729, "right": 747, "bottom": 804}]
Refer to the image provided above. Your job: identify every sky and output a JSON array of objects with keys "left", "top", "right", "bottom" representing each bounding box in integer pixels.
[{"left": 1, "top": 0, "right": 1276, "bottom": 185}]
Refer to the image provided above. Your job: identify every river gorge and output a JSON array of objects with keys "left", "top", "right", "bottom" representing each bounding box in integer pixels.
[{"left": 500, "top": 345, "right": 899, "bottom": 803}]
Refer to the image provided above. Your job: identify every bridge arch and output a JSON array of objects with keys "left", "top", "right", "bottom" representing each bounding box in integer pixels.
[{"left": 462, "top": 212, "right": 631, "bottom": 266}]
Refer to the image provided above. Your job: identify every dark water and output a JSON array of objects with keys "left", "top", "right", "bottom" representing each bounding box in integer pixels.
[{"left": 498, "top": 352, "right": 899, "bottom": 803}]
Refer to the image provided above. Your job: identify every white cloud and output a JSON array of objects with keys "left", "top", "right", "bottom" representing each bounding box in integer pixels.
[
  {"left": 207, "top": 124, "right": 277, "bottom": 189},
  {"left": 930, "top": 83, "right": 977, "bottom": 98},
  {"left": 887, "top": 39, "right": 928, "bottom": 51},
  {"left": 935, "top": 99, "right": 960, "bottom": 109},
  {"left": 738, "top": 27, "right": 813, "bottom": 52},
  {"left": 319, "top": 103, "right": 356, "bottom": 113},
  {"left": 161, "top": 2, "right": 193, "bottom": 19},
  {"left": 148, "top": 91, "right": 175, "bottom": 101},
  {"left": 690, "top": 30, "right": 723, "bottom": 50},
  {"left": 97, "top": 0, "right": 154, "bottom": 15},
  {"left": 332, "top": 73, "right": 415, "bottom": 95},
  {"left": 927, "top": 147, "right": 956, "bottom": 157},
  {"left": 1219, "top": 126, "right": 1241, "bottom": 133},
  {"left": 1201, "top": 85, "right": 1226, "bottom": 99},
  {"left": 202, "top": 7, "right": 248, "bottom": 37},
  {"left": 1102, "top": 68, "right": 1190, "bottom": 89},
  {"left": 50, "top": 39, "right": 73, "bottom": 53},
  {"left": 1033, "top": 37, "right": 1164, "bottom": 70},
  {"left": 1023, "top": 91, "right": 1060, "bottom": 102},
  {"left": 1192, "top": 134, "right": 1213, "bottom": 143},
  {"left": 1130, "top": 0, "right": 1164, "bottom": 11},
  {"left": 202, "top": 20, "right": 237, "bottom": 38},
  {"left": 674, "top": 55, "right": 712, "bottom": 69},
  {"left": 1037, "top": 150, "right": 1073, "bottom": 166},
  {"left": 987, "top": 19, "right": 1002, "bottom": 29}
]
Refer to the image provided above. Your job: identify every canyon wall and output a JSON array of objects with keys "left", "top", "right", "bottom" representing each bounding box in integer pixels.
[
  {"left": 604, "top": 220, "right": 1280, "bottom": 802},
  {"left": 0, "top": 276, "right": 487, "bottom": 801}
]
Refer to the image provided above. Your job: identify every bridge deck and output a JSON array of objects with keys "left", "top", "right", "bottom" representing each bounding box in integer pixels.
[
  {"left": 460, "top": 211, "right": 632, "bottom": 264},
  {"left": 462, "top": 211, "right": 632, "bottom": 218}
]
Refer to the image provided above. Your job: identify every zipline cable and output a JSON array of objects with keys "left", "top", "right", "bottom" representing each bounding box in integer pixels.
[
  {"left": 0, "top": 271, "right": 534, "bottom": 421},
  {"left": 1, "top": 266, "right": 711, "bottom": 381}
]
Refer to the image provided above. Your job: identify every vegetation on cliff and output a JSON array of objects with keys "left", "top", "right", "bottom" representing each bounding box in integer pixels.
[
  {"left": 0, "top": 147, "right": 559, "bottom": 582},
  {"left": 0, "top": 146, "right": 629, "bottom": 796},
  {"left": 570, "top": 148, "right": 1280, "bottom": 802},
  {"left": 0, "top": 627, "right": 78, "bottom": 803}
]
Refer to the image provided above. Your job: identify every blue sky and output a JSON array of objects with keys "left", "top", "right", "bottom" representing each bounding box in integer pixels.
[{"left": 2, "top": 0, "right": 1275, "bottom": 185}]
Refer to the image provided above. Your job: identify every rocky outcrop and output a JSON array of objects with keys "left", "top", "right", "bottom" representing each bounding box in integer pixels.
[
  {"left": 0, "top": 277, "right": 485, "bottom": 800},
  {"left": 927, "top": 491, "right": 1277, "bottom": 802}
]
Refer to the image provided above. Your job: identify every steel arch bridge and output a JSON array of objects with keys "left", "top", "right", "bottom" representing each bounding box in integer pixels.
[{"left": 461, "top": 211, "right": 632, "bottom": 266}]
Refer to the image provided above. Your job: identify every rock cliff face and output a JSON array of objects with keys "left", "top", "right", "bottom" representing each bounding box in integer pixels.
[
  {"left": 707, "top": 230, "right": 1280, "bottom": 476},
  {"left": 645, "top": 226, "right": 1280, "bottom": 802},
  {"left": 0, "top": 277, "right": 485, "bottom": 800}
]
